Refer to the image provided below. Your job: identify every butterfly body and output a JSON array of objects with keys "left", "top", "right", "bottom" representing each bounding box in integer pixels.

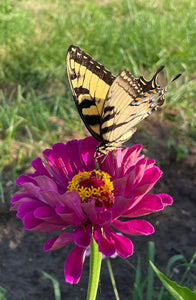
[{"left": 66, "top": 45, "right": 180, "bottom": 154}]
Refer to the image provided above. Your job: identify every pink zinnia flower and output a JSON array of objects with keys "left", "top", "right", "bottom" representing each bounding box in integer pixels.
[{"left": 10, "top": 137, "right": 173, "bottom": 284}]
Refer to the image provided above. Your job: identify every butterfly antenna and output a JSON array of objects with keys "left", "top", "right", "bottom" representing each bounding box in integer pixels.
[
  {"left": 153, "top": 65, "right": 165, "bottom": 78},
  {"left": 171, "top": 73, "right": 182, "bottom": 83}
]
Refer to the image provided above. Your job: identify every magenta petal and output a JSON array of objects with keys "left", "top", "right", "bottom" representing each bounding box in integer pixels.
[
  {"left": 137, "top": 166, "right": 162, "bottom": 191},
  {"left": 112, "top": 219, "right": 154, "bottom": 235},
  {"left": 52, "top": 142, "right": 83, "bottom": 175},
  {"left": 123, "top": 194, "right": 164, "bottom": 217},
  {"left": 59, "top": 191, "right": 87, "bottom": 222},
  {"left": 81, "top": 201, "right": 112, "bottom": 226},
  {"left": 146, "top": 159, "right": 155, "bottom": 169},
  {"left": 16, "top": 174, "right": 37, "bottom": 186},
  {"left": 23, "top": 212, "right": 63, "bottom": 232},
  {"left": 34, "top": 176, "right": 59, "bottom": 192},
  {"left": 132, "top": 158, "right": 147, "bottom": 185},
  {"left": 32, "top": 223, "right": 64, "bottom": 232},
  {"left": 44, "top": 236, "right": 59, "bottom": 251},
  {"left": 34, "top": 206, "right": 56, "bottom": 219},
  {"left": 15, "top": 182, "right": 44, "bottom": 202},
  {"left": 44, "top": 232, "right": 74, "bottom": 251},
  {"left": 34, "top": 206, "right": 65, "bottom": 225},
  {"left": 94, "top": 228, "right": 116, "bottom": 256},
  {"left": 110, "top": 231, "right": 134, "bottom": 257},
  {"left": 113, "top": 176, "right": 130, "bottom": 197},
  {"left": 123, "top": 194, "right": 173, "bottom": 218},
  {"left": 96, "top": 210, "right": 112, "bottom": 226},
  {"left": 112, "top": 196, "right": 132, "bottom": 219},
  {"left": 101, "top": 144, "right": 143, "bottom": 178},
  {"left": 65, "top": 246, "right": 87, "bottom": 284},
  {"left": 77, "top": 137, "right": 98, "bottom": 169},
  {"left": 55, "top": 206, "right": 82, "bottom": 226},
  {"left": 81, "top": 200, "right": 97, "bottom": 222},
  {"left": 43, "top": 146, "right": 70, "bottom": 187},
  {"left": 39, "top": 190, "right": 61, "bottom": 208},
  {"left": 157, "top": 193, "right": 173, "bottom": 206},
  {"left": 74, "top": 225, "right": 92, "bottom": 247},
  {"left": 113, "top": 160, "right": 148, "bottom": 198},
  {"left": 22, "top": 212, "right": 42, "bottom": 229},
  {"left": 10, "top": 192, "right": 27, "bottom": 206},
  {"left": 17, "top": 201, "right": 42, "bottom": 218},
  {"left": 31, "top": 157, "right": 50, "bottom": 176},
  {"left": 44, "top": 139, "right": 96, "bottom": 182},
  {"left": 121, "top": 144, "right": 144, "bottom": 168}
]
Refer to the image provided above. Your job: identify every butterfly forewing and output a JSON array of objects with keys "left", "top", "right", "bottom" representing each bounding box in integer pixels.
[{"left": 66, "top": 45, "right": 115, "bottom": 141}]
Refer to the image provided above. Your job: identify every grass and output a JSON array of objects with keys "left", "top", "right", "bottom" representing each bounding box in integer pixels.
[
  {"left": 121, "top": 242, "right": 196, "bottom": 300},
  {"left": 0, "top": 0, "right": 195, "bottom": 197}
]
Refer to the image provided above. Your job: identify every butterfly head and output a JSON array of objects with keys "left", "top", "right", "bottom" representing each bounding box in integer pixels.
[{"left": 149, "top": 70, "right": 182, "bottom": 113}]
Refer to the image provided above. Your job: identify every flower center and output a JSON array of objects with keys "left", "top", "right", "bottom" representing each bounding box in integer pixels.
[{"left": 67, "top": 170, "right": 114, "bottom": 208}]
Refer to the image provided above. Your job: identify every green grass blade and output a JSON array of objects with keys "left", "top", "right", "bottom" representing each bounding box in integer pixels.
[
  {"left": 42, "top": 271, "right": 61, "bottom": 300},
  {"left": 180, "top": 252, "right": 196, "bottom": 285},
  {"left": 166, "top": 255, "right": 185, "bottom": 276},
  {"left": 132, "top": 256, "right": 144, "bottom": 300},
  {"left": 146, "top": 242, "right": 155, "bottom": 300},
  {"left": 106, "top": 258, "right": 120, "bottom": 300}
]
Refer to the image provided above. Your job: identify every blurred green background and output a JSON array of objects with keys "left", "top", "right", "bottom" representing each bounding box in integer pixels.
[{"left": 0, "top": 0, "right": 195, "bottom": 196}]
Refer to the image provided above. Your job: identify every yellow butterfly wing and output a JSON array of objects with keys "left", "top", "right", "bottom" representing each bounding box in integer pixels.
[
  {"left": 66, "top": 45, "right": 115, "bottom": 141},
  {"left": 100, "top": 67, "right": 166, "bottom": 150}
]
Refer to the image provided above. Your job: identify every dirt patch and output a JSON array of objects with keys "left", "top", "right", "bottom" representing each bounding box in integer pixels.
[{"left": 0, "top": 116, "right": 195, "bottom": 300}]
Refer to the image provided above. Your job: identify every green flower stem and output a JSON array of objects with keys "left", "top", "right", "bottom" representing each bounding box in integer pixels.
[{"left": 86, "top": 238, "right": 102, "bottom": 300}]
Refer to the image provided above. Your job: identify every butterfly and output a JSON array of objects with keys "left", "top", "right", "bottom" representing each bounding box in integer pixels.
[{"left": 66, "top": 45, "right": 181, "bottom": 154}]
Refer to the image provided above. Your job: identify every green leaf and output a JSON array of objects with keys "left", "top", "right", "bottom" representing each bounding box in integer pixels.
[{"left": 150, "top": 261, "right": 196, "bottom": 300}]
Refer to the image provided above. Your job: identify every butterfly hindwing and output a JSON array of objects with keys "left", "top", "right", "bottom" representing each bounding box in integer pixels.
[
  {"left": 66, "top": 45, "right": 115, "bottom": 141},
  {"left": 100, "top": 69, "right": 165, "bottom": 149}
]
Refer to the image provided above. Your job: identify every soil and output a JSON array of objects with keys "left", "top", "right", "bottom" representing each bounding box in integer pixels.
[{"left": 0, "top": 115, "right": 195, "bottom": 300}]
